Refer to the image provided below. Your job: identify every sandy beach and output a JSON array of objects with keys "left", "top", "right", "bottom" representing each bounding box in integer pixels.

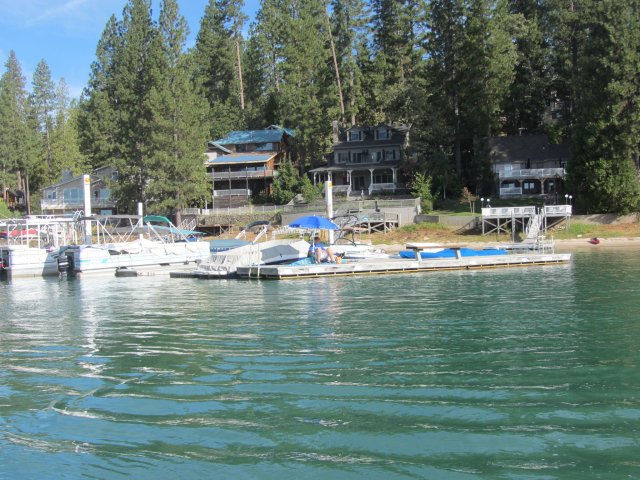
[{"left": 376, "top": 236, "right": 640, "bottom": 254}]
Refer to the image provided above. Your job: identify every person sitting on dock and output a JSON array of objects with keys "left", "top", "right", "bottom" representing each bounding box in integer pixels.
[{"left": 309, "top": 235, "right": 336, "bottom": 263}]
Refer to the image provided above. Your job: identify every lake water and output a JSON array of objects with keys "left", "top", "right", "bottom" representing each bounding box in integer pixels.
[{"left": 1, "top": 247, "right": 639, "bottom": 479}]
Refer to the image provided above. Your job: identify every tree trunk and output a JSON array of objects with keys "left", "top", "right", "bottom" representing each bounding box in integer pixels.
[
  {"left": 325, "top": 2, "right": 345, "bottom": 122},
  {"left": 235, "top": 36, "right": 245, "bottom": 111}
]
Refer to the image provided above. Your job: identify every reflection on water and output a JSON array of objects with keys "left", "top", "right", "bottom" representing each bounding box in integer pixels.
[{"left": 1, "top": 249, "right": 640, "bottom": 479}]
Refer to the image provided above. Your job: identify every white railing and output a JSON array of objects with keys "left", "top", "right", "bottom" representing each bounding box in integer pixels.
[
  {"left": 544, "top": 205, "right": 572, "bottom": 216},
  {"left": 499, "top": 168, "right": 565, "bottom": 179},
  {"left": 213, "top": 189, "right": 251, "bottom": 197},
  {"left": 368, "top": 183, "right": 395, "bottom": 195},
  {"left": 482, "top": 206, "right": 537, "bottom": 218},
  {"left": 332, "top": 185, "right": 351, "bottom": 195},
  {"left": 499, "top": 187, "right": 523, "bottom": 197},
  {"left": 210, "top": 169, "right": 274, "bottom": 180},
  {"left": 40, "top": 198, "right": 114, "bottom": 209}
]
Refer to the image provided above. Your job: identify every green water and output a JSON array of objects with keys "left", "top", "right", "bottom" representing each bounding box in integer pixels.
[{"left": 1, "top": 248, "right": 639, "bottom": 479}]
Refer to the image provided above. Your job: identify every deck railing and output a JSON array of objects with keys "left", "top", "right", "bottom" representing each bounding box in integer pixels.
[{"left": 498, "top": 168, "right": 565, "bottom": 179}]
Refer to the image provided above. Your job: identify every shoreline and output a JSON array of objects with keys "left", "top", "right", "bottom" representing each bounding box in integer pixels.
[{"left": 375, "top": 236, "right": 640, "bottom": 253}]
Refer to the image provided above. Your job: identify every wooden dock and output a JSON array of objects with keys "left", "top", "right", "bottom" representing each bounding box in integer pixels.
[{"left": 236, "top": 252, "right": 571, "bottom": 280}]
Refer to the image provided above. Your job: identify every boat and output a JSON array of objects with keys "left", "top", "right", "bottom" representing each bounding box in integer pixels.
[
  {"left": 63, "top": 215, "right": 211, "bottom": 276},
  {"left": 399, "top": 243, "right": 508, "bottom": 259},
  {"left": 184, "top": 221, "right": 310, "bottom": 278},
  {"left": 0, "top": 215, "right": 80, "bottom": 279},
  {"left": 329, "top": 214, "right": 390, "bottom": 259}
]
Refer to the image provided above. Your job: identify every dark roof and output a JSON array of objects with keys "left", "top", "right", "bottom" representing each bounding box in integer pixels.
[
  {"left": 333, "top": 124, "right": 409, "bottom": 150},
  {"left": 488, "top": 135, "right": 571, "bottom": 163},
  {"left": 212, "top": 127, "right": 295, "bottom": 146}
]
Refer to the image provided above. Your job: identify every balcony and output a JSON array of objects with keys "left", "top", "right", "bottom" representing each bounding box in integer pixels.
[
  {"left": 499, "top": 168, "right": 565, "bottom": 180},
  {"left": 213, "top": 189, "right": 252, "bottom": 197},
  {"left": 209, "top": 169, "right": 274, "bottom": 181},
  {"left": 499, "top": 186, "right": 523, "bottom": 197},
  {"left": 40, "top": 198, "right": 115, "bottom": 210}
]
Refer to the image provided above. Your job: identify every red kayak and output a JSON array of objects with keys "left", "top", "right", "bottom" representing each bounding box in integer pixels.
[{"left": 588, "top": 237, "right": 600, "bottom": 245}]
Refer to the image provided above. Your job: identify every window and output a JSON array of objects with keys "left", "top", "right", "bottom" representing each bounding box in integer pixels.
[
  {"left": 373, "top": 173, "right": 393, "bottom": 184},
  {"left": 523, "top": 181, "right": 536, "bottom": 191},
  {"left": 63, "top": 188, "right": 82, "bottom": 203},
  {"left": 336, "top": 152, "right": 349, "bottom": 163},
  {"left": 375, "top": 128, "right": 390, "bottom": 140},
  {"left": 383, "top": 149, "right": 396, "bottom": 160},
  {"left": 45, "top": 190, "right": 56, "bottom": 200},
  {"left": 98, "top": 188, "right": 111, "bottom": 200},
  {"left": 348, "top": 130, "right": 361, "bottom": 142}
]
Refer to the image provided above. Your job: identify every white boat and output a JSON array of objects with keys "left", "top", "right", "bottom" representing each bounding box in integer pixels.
[
  {"left": 0, "top": 216, "right": 80, "bottom": 279},
  {"left": 64, "top": 215, "right": 211, "bottom": 276},
  {"left": 190, "top": 221, "right": 310, "bottom": 278}
]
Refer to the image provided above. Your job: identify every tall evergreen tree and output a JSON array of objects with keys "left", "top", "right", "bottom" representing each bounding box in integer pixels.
[
  {"left": 110, "top": 0, "right": 166, "bottom": 212},
  {"left": 330, "top": 0, "right": 368, "bottom": 125},
  {"left": 568, "top": 0, "right": 640, "bottom": 213},
  {"left": 253, "top": 0, "right": 339, "bottom": 168},
  {"left": 503, "top": 0, "right": 550, "bottom": 136},
  {"left": 193, "top": 0, "right": 247, "bottom": 139},
  {"left": 30, "top": 59, "right": 57, "bottom": 181},
  {"left": 147, "top": 0, "right": 210, "bottom": 223},
  {"left": 0, "top": 51, "right": 40, "bottom": 213},
  {"left": 51, "top": 79, "right": 87, "bottom": 177},
  {"left": 542, "top": 0, "right": 584, "bottom": 138},
  {"left": 78, "top": 15, "right": 121, "bottom": 169}
]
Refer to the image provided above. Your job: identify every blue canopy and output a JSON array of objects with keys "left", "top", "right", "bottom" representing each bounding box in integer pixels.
[{"left": 288, "top": 215, "right": 340, "bottom": 230}]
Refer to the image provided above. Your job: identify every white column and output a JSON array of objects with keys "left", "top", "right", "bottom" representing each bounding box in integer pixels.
[
  {"left": 325, "top": 180, "right": 334, "bottom": 243},
  {"left": 83, "top": 175, "right": 92, "bottom": 245}
]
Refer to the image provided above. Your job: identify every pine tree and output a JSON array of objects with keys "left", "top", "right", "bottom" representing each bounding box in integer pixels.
[
  {"left": 110, "top": 0, "right": 166, "bottom": 212},
  {"left": 30, "top": 59, "right": 57, "bottom": 182},
  {"left": 330, "top": 0, "right": 368, "bottom": 125},
  {"left": 0, "top": 51, "right": 40, "bottom": 213},
  {"left": 51, "top": 79, "right": 87, "bottom": 177},
  {"left": 147, "top": 0, "right": 210, "bottom": 224},
  {"left": 253, "top": 0, "right": 340, "bottom": 168},
  {"left": 193, "top": 0, "right": 247, "bottom": 139},
  {"left": 568, "top": 0, "right": 640, "bottom": 213},
  {"left": 503, "top": 0, "right": 550, "bottom": 135},
  {"left": 78, "top": 15, "right": 121, "bottom": 169}
]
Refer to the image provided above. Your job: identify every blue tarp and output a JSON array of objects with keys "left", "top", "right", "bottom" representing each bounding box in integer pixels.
[{"left": 399, "top": 248, "right": 508, "bottom": 259}]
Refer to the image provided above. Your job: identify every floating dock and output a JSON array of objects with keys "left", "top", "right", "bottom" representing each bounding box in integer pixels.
[{"left": 236, "top": 251, "right": 571, "bottom": 280}]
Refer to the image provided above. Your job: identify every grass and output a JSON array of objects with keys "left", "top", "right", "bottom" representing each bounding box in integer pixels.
[{"left": 368, "top": 220, "right": 640, "bottom": 246}]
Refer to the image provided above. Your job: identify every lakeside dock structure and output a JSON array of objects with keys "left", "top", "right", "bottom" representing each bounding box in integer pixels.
[
  {"left": 236, "top": 244, "right": 571, "bottom": 280},
  {"left": 480, "top": 204, "right": 572, "bottom": 240}
]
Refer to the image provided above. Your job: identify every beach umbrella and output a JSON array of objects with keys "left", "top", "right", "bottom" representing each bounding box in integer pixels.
[{"left": 288, "top": 215, "right": 340, "bottom": 230}]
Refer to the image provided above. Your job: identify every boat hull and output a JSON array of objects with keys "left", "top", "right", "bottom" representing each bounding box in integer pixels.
[{"left": 67, "top": 241, "right": 211, "bottom": 276}]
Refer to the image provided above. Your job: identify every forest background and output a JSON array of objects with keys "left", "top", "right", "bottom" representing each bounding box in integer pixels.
[{"left": 1, "top": 0, "right": 639, "bottom": 218}]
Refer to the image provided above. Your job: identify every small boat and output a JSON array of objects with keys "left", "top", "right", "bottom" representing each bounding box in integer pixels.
[
  {"left": 187, "top": 221, "right": 310, "bottom": 278},
  {"left": 589, "top": 237, "right": 600, "bottom": 245},
  {"left": 64, "top": 215, "right": 211, "bottom": 276}
]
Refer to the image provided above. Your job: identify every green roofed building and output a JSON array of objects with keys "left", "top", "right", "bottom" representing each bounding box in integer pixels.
[{"left": 206, "top": 125, "right": 295, "bottom": 207}]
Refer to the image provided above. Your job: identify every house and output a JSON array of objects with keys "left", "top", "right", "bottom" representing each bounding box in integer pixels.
[
  {"left": 40, "top": 166, "right": 117, "bottom": 215},
  {"left": 206, "top": 125, "right": 295, "bottom": 207},
  {"left": 487, "top": 134, "right": 570, "bottom": 200},
  {"left": 310, "top": 123, "right": 410, "bottom": 197}
]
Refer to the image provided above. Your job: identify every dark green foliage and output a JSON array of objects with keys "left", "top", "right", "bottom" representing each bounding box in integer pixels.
[
  {"left": 567, "top": 0, "right": 640, "bottom": 213},
  {"left": 271, "top": 159, "right": 301, "bottom": 204}
]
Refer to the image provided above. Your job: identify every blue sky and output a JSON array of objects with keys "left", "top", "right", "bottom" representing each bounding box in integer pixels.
[{"left": 0, "top": 0, "right": 259, "bottom": 98}]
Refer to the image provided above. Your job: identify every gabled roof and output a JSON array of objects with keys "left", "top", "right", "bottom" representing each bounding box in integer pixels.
[
  {"left": 206, "top": 152, "right": 277, "bottom": 166},
  {"left": 333, "top": 123, "right": 410, "bottom": 150},
  {"left": 488, "top": 135, "right": 571, "bottom": 163},
  {"left": 212, "top": 127, "right": 295, "bottom": 146},
  {"left": 41, "top": 166, "right": 113, "bottom": 191}
]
